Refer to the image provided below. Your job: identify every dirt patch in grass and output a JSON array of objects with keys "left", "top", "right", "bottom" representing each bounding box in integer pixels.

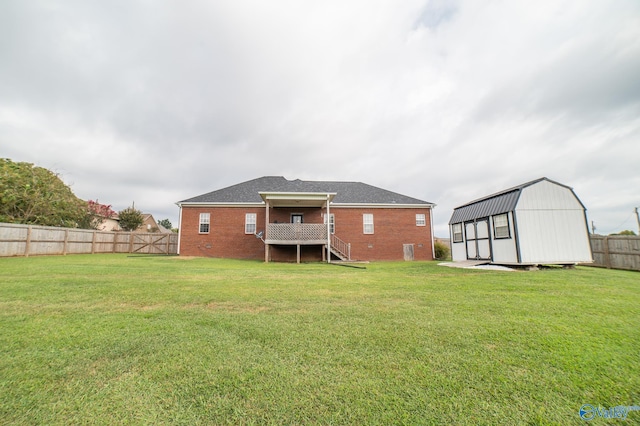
[{"left": 181, "top": 301, "right": 271, "bottom": 313}]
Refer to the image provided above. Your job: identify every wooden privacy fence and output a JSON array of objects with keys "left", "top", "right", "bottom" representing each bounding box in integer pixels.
[
  {"left": 0, "top": 222, "right": 178, "bottom": 257},
  {"left": 590, "top": 235, "right": 640, "bottom": 271}
]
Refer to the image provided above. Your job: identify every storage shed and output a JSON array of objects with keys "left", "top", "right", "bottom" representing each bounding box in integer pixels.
[{"left": 449, "top": 178, "right": 593, "bottom": 266}]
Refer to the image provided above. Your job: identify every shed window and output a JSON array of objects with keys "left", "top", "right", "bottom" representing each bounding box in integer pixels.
[
  {"left": 363, "top": 214, "right": 374, "bottom": 234},
  {"left": 199, "top": 213, "right": 210, "bottom": 234},
  {"left": 452, "top": 223, "right": 463, "bottom": 243},
  {"left": 245, "top": 213, "right": 257, "bottom": 234},
  {"left": 416, "top": 214, "right": 426, "bottom": 226},
  {"left": 493, "top": 214, "right": 510, "bottom": 239}
]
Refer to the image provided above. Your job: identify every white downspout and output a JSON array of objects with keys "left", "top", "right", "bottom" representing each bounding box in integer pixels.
[
  {"left": 326, "top": 194, "right": 331, "bottom": 263},
  {"left": 429, "top": 206, "right": 435, "bottom": 261},
  {"left": 177, "top": 204, "right": 183, "bottom": 255}
]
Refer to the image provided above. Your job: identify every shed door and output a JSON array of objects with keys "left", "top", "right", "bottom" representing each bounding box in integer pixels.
[
  {"left": 465, "top": 222, "right": 477, "bottom": 258},
  {"left": 465, "top": 219, "right": 492, "bottom": 261}
]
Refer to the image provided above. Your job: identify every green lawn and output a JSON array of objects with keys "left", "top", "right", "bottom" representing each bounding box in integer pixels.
[{"left": 0, "top": 255, "right": 638, "bottom": 425}]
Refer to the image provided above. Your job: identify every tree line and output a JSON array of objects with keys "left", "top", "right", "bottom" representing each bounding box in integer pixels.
[{"left": 0, "top": 158, "right": 169, "bottom": 232}]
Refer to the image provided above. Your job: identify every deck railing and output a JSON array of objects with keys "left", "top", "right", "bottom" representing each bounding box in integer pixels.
[{"left": 266, "top": 223, "right": 328, "bottom": 243}]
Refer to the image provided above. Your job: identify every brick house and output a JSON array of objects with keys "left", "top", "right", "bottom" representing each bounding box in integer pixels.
[{"left": 176, "top": 176, "right": 436, "bottom": 262}]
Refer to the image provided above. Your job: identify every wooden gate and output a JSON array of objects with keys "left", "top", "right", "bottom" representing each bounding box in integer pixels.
[{"left": 131, "top": 233, "right": 176, "bottom": 254}]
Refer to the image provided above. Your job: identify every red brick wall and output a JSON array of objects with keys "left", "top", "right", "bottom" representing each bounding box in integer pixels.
[
  {"left": 331, "top": 207, "right": 433, "bottom": 261},
  {"left": 179, "top": 207, "right": 266, "bottom": 259},
  {"left": 179, "top": 206, "right": 433, "bottom": 261}
]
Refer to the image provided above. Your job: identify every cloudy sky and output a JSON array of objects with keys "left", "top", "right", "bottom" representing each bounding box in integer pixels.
[{"left": 1, "top": 0, "right": 639, "bottom": 237}]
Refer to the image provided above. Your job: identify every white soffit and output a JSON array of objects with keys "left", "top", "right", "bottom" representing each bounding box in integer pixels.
[{"left": 259, "top": 192, "right": 336, "bottom": 208}]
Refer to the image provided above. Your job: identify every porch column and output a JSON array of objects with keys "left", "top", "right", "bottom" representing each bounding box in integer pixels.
[{"left": 264, "top": 200, "right": 270, "bottom": 263}]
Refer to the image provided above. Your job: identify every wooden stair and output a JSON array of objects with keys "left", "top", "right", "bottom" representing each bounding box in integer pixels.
[{"left": 330, "top": 235, "right": 350, "bottom": 261}]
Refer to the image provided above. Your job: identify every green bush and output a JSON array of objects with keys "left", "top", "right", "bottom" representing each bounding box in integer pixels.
[
  {"left": 434, "top": 240, "right": 450, "bottom": 260},
  {"left": 613, "top": 230, "right": 636, "bottom": 236},
  {"left": 118, "top": 206, "right": 144, "bottom": 231}
]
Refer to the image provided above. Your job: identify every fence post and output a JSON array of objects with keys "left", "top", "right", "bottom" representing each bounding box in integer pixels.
[
  {"left": 603, "top": 236, "right": 611, "bottom": 269},
  {"left": 128, "top": 232, "right": 134, "bottom": 253},
  {"left": 24, "top": 225, "right": 32, "bottom": 257},
  {"left": 63, "top": 229, "right": 69, "bottom": 255}
]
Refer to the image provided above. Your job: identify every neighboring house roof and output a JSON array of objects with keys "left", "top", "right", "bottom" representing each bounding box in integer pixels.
[
  {"left": 157, "top": 223, "right": 172, "bottom": 233},
  {"left": 449, "top": 177, "right": 581, "bottom": 224},
  {"left": 133, "top": 213, "right": 159, "bottom": 232},
  {"left": 178, "top": 176, "right": 434, "bottom": 206}
]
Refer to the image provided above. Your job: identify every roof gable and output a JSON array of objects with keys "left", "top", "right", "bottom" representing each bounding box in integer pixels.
[{"left": 179, "top": 176, "right": 433, "bottom": 206}]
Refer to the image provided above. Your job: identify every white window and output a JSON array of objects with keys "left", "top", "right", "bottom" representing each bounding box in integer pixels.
[
  {"left": 245, "top": 213, "right": 257, "bottom": 234},
  {"left": 416, "top": 214, "right": 426, "bottom": 226},
  {"left": 363, "top": 214, "right": 374, "bottom": 234},
  {"left": 324, "top": 213, "right": 335, "bottom": 234},
  {"left": 452, "top": 223, "right": 463, "bottom": 243},
  {"left": 199, "top": 213, "right": 210, "bottom": 234},
  {"left": 493, "top": 214, "right": 510, "bottom": 239}
]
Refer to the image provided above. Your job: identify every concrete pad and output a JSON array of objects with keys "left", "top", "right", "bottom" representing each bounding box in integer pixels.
[{"left": 438, "top": 261, "right": 516, "bottom": 271}]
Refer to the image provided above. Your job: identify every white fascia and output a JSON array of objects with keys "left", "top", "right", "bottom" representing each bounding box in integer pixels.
[
  {"left": 330, "top": 203, "right": 436, "bottom": 209},
  {"left": 176, "top": 202, "right": 265, "bottom": 208}
]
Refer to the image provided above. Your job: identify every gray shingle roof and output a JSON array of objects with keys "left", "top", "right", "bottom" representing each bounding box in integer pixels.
[
  {"left": 179, "top": 176, "right": 433, "bottom": 205},
  {"left": 448, "top": 177, "right": 578, "bottom": 224}
]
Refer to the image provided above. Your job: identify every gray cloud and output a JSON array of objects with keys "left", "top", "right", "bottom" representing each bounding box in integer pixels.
[{"left": 1, "top": 0, "right": 639, "bottom": 236}]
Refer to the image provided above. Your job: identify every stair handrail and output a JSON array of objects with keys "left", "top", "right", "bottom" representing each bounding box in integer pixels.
[{"left": 330, "top": 234, "right": 351, "bottom": 260}]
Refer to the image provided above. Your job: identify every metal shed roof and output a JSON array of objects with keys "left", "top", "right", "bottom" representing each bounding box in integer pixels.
[
  {"left": 449, "top": 189, "right": 520, "bottom": 224},
  {"left": 448, "top": 177, "right": 574, "bottom": 224}
]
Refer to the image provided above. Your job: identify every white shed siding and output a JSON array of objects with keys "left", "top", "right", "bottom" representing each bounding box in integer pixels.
[
  {"left": 515, "top": 181, "right": 592, "bottom": 264},
  {"left": 451, "top": 241, "right": 466, "bottom": 261},
  {"left": 516, "top": 210, "right": 592, "bottom": 263},
  {"left": 516, "top": 180, "right": 580, "bottom": 210},
  {"left": 490, "top": 212, "right": 518, "bottom": 264},
  {"left": 450, "top": 225, "right": 467, "bottom": 261}
]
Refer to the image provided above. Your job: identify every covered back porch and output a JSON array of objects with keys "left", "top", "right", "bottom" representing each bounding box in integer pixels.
[{"left": 259, "top": 191, "right": 347, "bottom": 263}]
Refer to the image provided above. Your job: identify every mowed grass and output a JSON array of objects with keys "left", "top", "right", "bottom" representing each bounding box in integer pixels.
[{"left": 0, "top": 255, "right": 638, "bottom": 425}]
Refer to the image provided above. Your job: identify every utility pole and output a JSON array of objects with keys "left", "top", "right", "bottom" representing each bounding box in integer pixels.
[
  {"left": 635, "top": 207, "right": 640, "bottom": 235},
  {"left": 591, "top": 220, "right": 596, "bottom": 235}
]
